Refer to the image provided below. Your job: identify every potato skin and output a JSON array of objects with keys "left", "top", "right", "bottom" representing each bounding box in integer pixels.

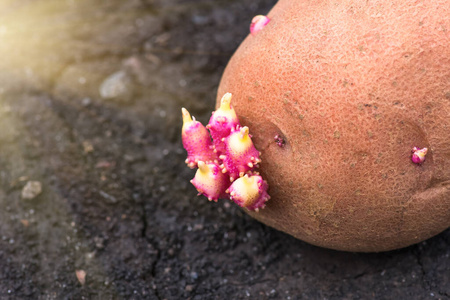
[{"left": 217, "top": 0, "right": 450, "bottom": 252}]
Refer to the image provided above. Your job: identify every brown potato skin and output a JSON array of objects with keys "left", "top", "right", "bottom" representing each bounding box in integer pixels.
[{"left": 217, "top": 0, "right": 450, "bottom": 252}]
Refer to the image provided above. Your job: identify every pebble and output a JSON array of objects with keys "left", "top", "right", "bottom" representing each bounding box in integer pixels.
[
  {"left": 82, "top": 141, "right": 94, "bottom": 153},
  {"left": 75, "top": 270, "right": 86, "bottom": 285},
  {"left": 81, "top": 97, "right": 91, "bottom": 106},
  {"left": 99, "top": 70, "right": 131, "bottom": 100},
  {"left": 185, "top": 285, "right": 194, "bottom": 292},
  {"left": 21, "top": 181, "right": 42, "bottom": 200}
]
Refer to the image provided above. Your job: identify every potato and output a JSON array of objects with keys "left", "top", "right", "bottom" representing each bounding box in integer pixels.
[{"left": 217, "top": 0, "right": 450, "bottom": 252}]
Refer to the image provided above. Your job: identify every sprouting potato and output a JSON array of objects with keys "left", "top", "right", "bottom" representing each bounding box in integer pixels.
[{"left": 216, "top": 0, "right": 450, "bottom": 252}]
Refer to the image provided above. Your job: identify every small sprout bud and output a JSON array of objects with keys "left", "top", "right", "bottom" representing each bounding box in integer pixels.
[
  {"left": 191, "top": 161, "right": 229, "bottom": 201},
  {"left": 411, "top": 147, "right": 428, "bottom": 164},
  {"left": 250, "top": 15, "right": 270, "bottom": 35},
  {"left": 181, "top": 108, "right": 217, "bottom": 168},
  {"left": 274, "top": 134, "right": 286, "bottom": 147},
  {"left": 222, "top": 126, "right": 261, "bottom": 181},
  {"left": 227, "top": 175, "right": 270, "bottom": 211},
  {"left": 207, "top": 93, "right": 240, "bottom": 155}
]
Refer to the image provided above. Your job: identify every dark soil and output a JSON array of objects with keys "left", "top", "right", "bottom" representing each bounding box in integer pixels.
[{"left": 0, "top": 1, "right": 448, "bottom": 299}]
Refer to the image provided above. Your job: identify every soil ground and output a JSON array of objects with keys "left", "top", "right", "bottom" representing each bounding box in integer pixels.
[{"left": 0, "top": 1, "right": 448, "bottom": 299}]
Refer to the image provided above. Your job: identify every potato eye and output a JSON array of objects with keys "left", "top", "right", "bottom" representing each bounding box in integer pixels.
[{"left": 274, "top": 134, "right": 286, "bottom": 148}]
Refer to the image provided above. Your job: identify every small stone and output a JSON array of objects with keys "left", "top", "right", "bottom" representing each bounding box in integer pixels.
[
  {"left": 94, "top": 236, "right": 105, "bottom": 249},
  {"left": 99, "top": 70, "right": 131, "bottom": 100},
  {"left": 76, "top": 270, "right": 86, "bottom": 285},
  {"left": 193, "top": 224, "right": 204, "bottom": 231},
  {"left": 81, "top": 97, "right": 91, "bottom": 106},
  {"left": 185, "top": 285, "right": 194, "bottom": 292},
  {"left": 82, "top": 141, "right": 94, "bottom": 153},
  {"left": 21, "top": 181, "right": 42, "bottom": 200},
  {"left": 190, "top": 272, "right": 198, "bottom": 280}
]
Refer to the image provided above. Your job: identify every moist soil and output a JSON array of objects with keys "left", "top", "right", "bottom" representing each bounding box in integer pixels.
[{"left": 0, "top": 1, "right": 448, "bottom": 299}]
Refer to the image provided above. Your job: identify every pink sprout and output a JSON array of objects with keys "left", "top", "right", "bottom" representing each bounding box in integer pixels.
[
  {"left": 227, "top": 175, "right": 270, "bottom": 211},
  {"left": 411, "top": 147, "right": 428, "bottom": 164},
  {"left": 207, "top": 93, "right": 240, "bottom": 155},
  {"left": 250, "top": 15, "right": 270, "bottom": 35},
  {"left": 221, "top": 126, "right": 261, "bottom": 182},
  {"left": 181, "top": 93, "right": 269, "bottom": 211},
  {"left": 190, "top": 161, "right": 229, "bottom": 201},
  {"left": 181, "top": 108, "right": 218, "bottom": 168}
]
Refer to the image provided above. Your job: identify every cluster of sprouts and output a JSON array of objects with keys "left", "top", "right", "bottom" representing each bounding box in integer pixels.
[{"left": 181, "top": 93, "right": 270, "bottom": 211}]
